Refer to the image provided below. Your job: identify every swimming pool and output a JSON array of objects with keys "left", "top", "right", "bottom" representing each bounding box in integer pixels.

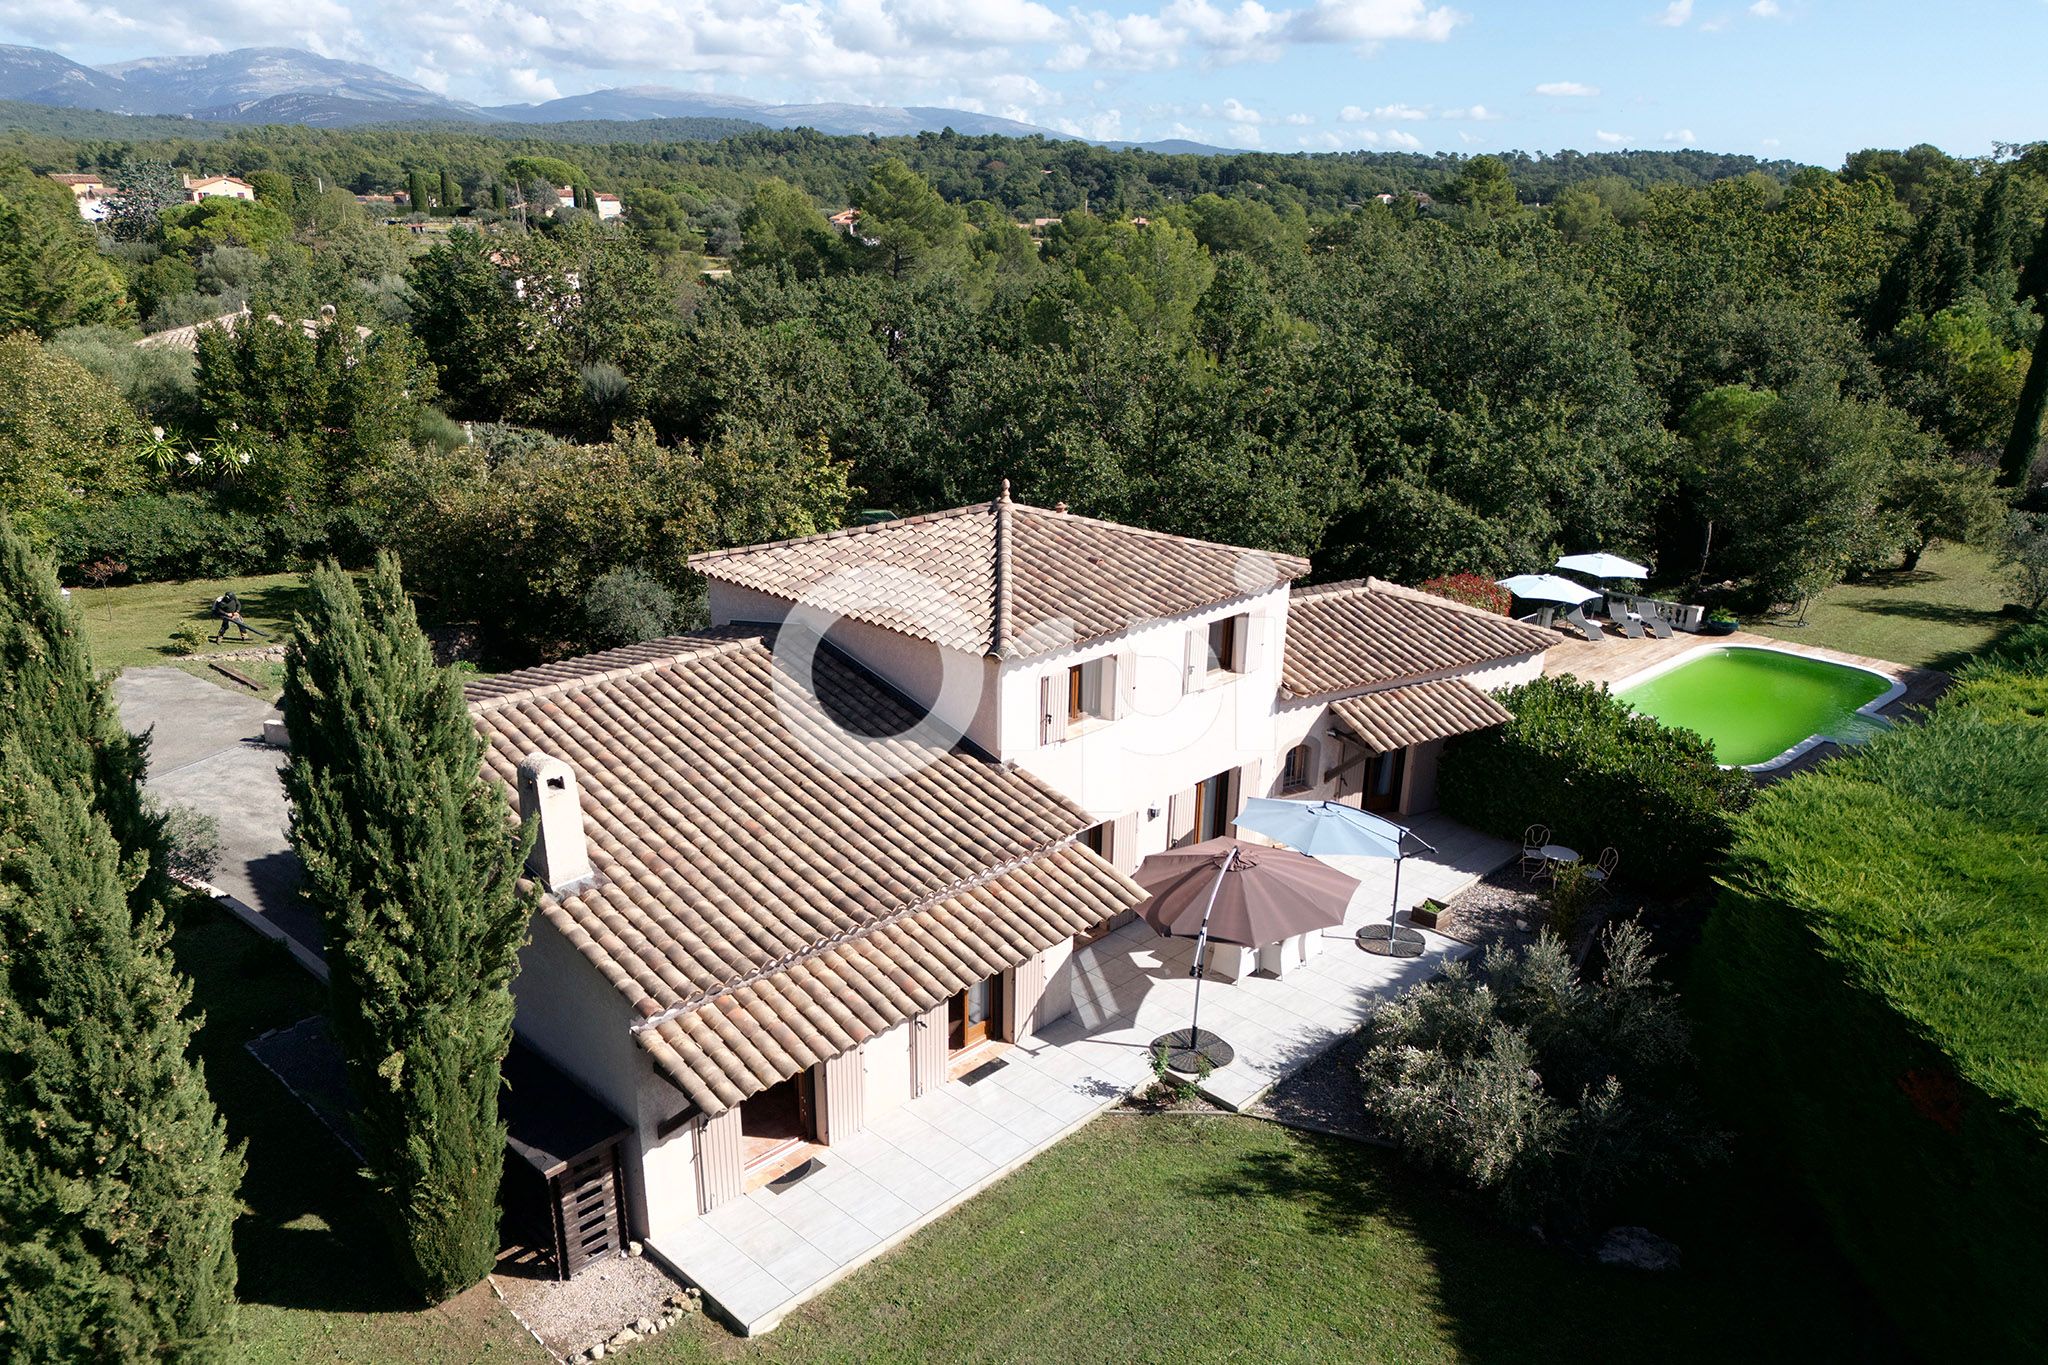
[{"left": 1615, "top": 645, "right": 1905, "bottom": 770}]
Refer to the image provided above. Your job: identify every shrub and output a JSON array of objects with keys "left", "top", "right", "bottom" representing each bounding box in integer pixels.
[
  {"left": 581, "top": 566, "right": 681, "bottom": 650},
  {"left": 1693, "top": 638, "right": 2048, "bottom": 1361},
  {"left": 44, "top": 491, "right": 281, "bottom": 583},
  {"left": 1437, "top": 674, "right": 1754, "bottom": 882},
  {"left": 1417, "top": 572, "right": 1511, "bottom": 615},
  {"left": 1360, "top": 922, "right": 1720, "bottom": 1230},
  {"left": 158, "top": 802, "right": 222, "bottom": 882}
]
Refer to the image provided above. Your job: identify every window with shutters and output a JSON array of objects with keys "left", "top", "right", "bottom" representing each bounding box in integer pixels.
[{"left": 1060, "top": 656, "right": 1114, "bottom": 734}]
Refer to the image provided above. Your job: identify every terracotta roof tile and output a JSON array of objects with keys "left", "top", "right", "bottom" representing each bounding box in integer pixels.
[
  {"left": 1328, "top": 678, "right": 1515, "bottom": 754},
  {"left": 688, "top": 493, "right": 1309, "bottom": 660},
  {"left": 1283, "top": 578, "right": 1556, "bottom": 697},
  {"left": 468, "top": 630, "right": 1143, "bottom": 1114}
]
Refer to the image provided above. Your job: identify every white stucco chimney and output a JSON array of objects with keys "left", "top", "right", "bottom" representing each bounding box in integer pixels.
[{"left": 516, "top": 752, "right": 595, "bottom": 893}]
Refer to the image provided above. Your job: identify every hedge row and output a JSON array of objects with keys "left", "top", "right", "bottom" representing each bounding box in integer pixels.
[
  {"left": 1694, "top": 624, "right": 2048, "bottom": 1361},
  {"left": 1436, "top": 673, "right": 1755, "bottom": 882}
]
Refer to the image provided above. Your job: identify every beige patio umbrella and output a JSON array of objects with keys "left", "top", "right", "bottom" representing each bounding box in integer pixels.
[{"left": 1135, "top": 838, "right": 1360, "bottom": 1070}]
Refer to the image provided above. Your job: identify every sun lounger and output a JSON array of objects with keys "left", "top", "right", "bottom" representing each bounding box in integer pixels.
[
  {"left": 1564, "top": 606, "right": 1605, "bottom": 641},
  {"left": 1609, "top": 610, "right": 1645, "bottom": 639}
]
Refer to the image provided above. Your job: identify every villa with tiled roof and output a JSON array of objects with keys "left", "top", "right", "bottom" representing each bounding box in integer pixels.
[{"left": 478, "top": 487, "right": 1556, "bottom": 1301}]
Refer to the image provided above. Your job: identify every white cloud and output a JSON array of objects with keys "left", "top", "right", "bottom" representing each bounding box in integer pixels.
[
  {"left": 1284, "top": 0, "right": 1466, "bottom": 45},
  {"left": 1456, "top": 129, "right": 1482, "bottom": 143},
  {"left": 504, "top": 67, "right": 560, "bottom": 101},
  {"left": 1663, "top": 127, "right": 1697, "bottom": 143},
  {"left": 1220, "top": 96, "right": 1264, "bottom": 124},
  {"left": 1384, "top": 127, "right": 1422, "bottom": 148},
  {"left": 1749, "top": 0, "right": 1783, "bottom": 14},
  {"left": 1441, "top": 103, "right": 1500, "bottom": 120},
  {"left": 1284, "top": 111, "right": 1314, "bottom": 124},
  {"left": 1655, "top": 0, "right": 1693, "bottom": 25},
  {"left": 1595, "top": 129, "right": 1628, "bottom": 144},
  {"left": 1533, "top": 81, "right": 1598, "bottom": 97},
  {"left": 1761, "top": 136, "right": 1781, "bottom": 147},
  {"left": 1368, "top": 100, "right": 1429, "bottom": 119}
]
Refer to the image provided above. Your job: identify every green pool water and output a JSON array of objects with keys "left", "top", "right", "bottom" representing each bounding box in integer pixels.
[{"left": 1617, "top": 647, "right": 1893, "bottom": 767}]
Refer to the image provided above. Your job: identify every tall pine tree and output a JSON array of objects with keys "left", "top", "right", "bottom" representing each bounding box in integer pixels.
[
  {"left": 0, "top": 517, "right": 163, "bottom": 911},
  {"left": 0, "top": 531, "right": 243, "bottom": 1362},
  {"left": 282, "top": 555, "right": 530, "bottom": 1301}
]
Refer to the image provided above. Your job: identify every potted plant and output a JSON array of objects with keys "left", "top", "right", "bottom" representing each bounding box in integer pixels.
[
  {"left": 1408, "top": 899, "right": 1445, "bottom": 929},
  {"left": 1701, "top": 607, "right": 1739, "bottom": 636}
]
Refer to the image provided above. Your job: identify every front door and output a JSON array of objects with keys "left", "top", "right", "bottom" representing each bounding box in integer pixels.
[
  {"left": 948, "top": 975, "right": 1003, "bottom": 1051},
  {"left": 1191, "top": 769, "right": 1234, "bottom": 842},
  {"left": 1364, "top": 747, "right": 1407, "bottom": 814}
]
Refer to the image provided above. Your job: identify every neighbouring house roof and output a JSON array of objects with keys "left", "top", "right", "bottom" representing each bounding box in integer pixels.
[
  {"left": 183, "top": 174, "right": 252, "bottom": 190},
  {"left": 1281, "top": 577, "right": 1557, "bottom": 698},
  {"left": 48, "top": 172, "right": 105, "bottom": 187},
  {"left": 1328, "top": 678, "right": 1515, "bottom": 755},
  {"left": 689, "top": 487, "right": 1311, "bottom": 661},
  {"left": 468, "top": 629, "right": 1143, "bottom": 1115}
]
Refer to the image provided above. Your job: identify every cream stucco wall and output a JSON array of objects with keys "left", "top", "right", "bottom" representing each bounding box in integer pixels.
[
  {"left": 512, "top": 916, "right": 700, "bottom": 1241},
  {"left": 1003, "top": 586, "right": 1291, "bottom": 824}
]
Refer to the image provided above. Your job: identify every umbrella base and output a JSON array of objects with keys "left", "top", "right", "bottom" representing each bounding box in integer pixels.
[
  {"left": 1357, "top": 924, "right": 1426, "bottom": 958},
  {"left": 1150, "top": 1029, "right": 1234, "bottom": 1074}
]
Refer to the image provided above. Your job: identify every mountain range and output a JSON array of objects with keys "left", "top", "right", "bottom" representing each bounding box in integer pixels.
[{"left": 0, "top": 43, "right": 1237, "bottom": 150}]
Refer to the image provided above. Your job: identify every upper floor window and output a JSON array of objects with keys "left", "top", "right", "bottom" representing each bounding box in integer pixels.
[
  {"left": 1068, "top": 657, "right": 1111, "bottom": 724},
  {"left": 1206, "top": 616, "right": 1241, "bottom": 674}
]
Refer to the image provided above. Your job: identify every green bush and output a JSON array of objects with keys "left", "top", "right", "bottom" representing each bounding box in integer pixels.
[
  {"left": 45, "top": 491, "right": 280, "bottom": 583},
  {"left": 1360, "top": 923, "right": 1720, "bottom": 1231},
  {"left": 1437, "top": 674, "right": 1754, "bottom": 882},
  {"left": 1693, "top": 639, "right": 2048, "bottom": 1361}
]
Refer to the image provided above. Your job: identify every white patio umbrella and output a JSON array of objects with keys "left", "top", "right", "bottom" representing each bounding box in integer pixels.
[
  {"left": 1496, "top": 573, "right": 1600, "bottom": 606},
  {"left": 1555, "top": 552, "right": 1649, "bottom": 581}
]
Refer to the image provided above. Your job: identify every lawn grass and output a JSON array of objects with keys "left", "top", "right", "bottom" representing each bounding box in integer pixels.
[
  {"left": 178, "top": 901, "right": 1894, "bottom": 1365},
  {"left": 73, "top": 571, "right": 309, "bottom": 673},
  {"left": 170, "top": 902, "right": 543, "bottom": 1364},
  {"left": 1746, "top": 542, "right": 2014, "bottom": 671}
]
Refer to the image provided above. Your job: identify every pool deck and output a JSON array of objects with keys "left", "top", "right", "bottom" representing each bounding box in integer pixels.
[{"left": 1542, "top": 629, "right": 1950, "bottom": 779}]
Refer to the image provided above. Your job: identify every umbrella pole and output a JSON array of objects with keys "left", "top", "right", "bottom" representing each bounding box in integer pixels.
[
  {"left": 1185, "top": 846, "right": 1237, "bottom": 1048},
  {"left": 1388, "top": 852, "right": 1402, "bottom": 940}
]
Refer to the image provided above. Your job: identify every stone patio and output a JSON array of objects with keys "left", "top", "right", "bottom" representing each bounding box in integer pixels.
[{"left": 651, "top": 813, "right": 1511, "bottom": 1336}]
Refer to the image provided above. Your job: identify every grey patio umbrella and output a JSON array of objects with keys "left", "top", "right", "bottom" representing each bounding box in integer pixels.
[
  {"left": 1134, "top": 837, "right": 1360, "bottom": 1070},
  {"left": 1235, "top": 798, "right": 1439, "bottom": 959}
]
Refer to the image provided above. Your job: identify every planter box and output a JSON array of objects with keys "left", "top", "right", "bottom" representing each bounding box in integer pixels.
[
  {"left": 1408, "top": 905, "right": 1441, "bottom": 929},
  {"left": 1700, "top": 620, "right": 1738, "bottom": 636}
]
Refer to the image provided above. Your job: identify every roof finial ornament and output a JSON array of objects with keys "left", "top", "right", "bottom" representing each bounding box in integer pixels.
[{"left": 999, "top": 477, "right": 1011, "bottom": 502}]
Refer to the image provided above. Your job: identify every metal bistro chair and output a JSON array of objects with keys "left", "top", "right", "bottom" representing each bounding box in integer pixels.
[
  {"left": 1520, "top": 824, "right": 1551, "bottom": 881},
  {"left": 1585, "top": 846, "right": 1620, "bottom": 892}
]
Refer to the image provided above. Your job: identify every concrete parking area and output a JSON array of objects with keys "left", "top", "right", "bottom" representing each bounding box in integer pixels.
[{"left": 114, "top": 667, "right": 320, "bottom": 955}]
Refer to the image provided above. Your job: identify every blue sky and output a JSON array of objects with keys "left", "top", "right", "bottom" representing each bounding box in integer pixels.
[{"left": 3, "top": 0, "right": 2038, "bottom": 163}]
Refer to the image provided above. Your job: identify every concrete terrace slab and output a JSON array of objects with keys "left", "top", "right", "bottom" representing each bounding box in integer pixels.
[
  {"left": 113, "top": 667, "right": 321, "bottom": 956},
  {"left": 652, "top": 812, "right": 1511, "bottom": 1336}
]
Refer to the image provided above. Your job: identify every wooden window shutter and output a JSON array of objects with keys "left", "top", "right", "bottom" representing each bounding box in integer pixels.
[
  {"left": 1040, "top": 673, "right": 1066, "bottom": 745},
  {"left": 1239, "top": 612, "right": 1266, "bottom": 673},
  {"left": 1112, "top": 811, "right": 1139, "bottom": 873},
  {"left": 1113, "top": 650, "right": 1137, "bottom": 719},
  {"left": 1183, "top": 629, "right": 1202, "bottom": 694}
]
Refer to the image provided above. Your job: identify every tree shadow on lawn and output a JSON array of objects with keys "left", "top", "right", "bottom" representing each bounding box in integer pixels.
[
  {"left": 1198, "top": 1122, "right": 1906, "bottom": 1363},
  {"left": 172, "top": 902, "right": 426, "bottom": 1316}
]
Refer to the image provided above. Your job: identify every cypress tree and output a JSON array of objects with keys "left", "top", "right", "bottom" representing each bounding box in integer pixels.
[
  {"left": 490, "top": 181, "right": 506, "bottom": 213},
  {"left": 438, "top": 169, "right": 461, "bottom": 213},
  {"left": 2000, "top": 218, "right": 2048, "bottom": 488},
  {"left": 282, "top": 554, "right": 530, "bottom": 1301},
  {"left": 0, "top": 540, "right": 243, "bottom": 1361},
  {"left": 406, "top": 169, "right": 433, "bottom": 215},
  {"left": 0, "top": 519, "right": 162, "bottom": 911}
]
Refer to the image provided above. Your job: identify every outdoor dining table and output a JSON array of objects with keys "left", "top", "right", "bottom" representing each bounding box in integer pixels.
[{"left": 1541, "top": 844, "right": 1580, "bottom": 870}]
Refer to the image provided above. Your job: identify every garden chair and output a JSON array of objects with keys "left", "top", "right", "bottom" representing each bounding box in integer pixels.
[
  {"left": 1564, "top": 606, "right": 1605, "bottom": 641},
  {"left": 1585, "top": 847, "right": 1620, "bottom": 891},
  {"left": 1520, "top": 824, "right": 1551, "bottom": 880},
  {"left": 1608, "top": 607, "right": 1646, "bottom": 640}
]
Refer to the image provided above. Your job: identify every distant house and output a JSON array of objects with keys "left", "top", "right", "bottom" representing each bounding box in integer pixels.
[
  {"left": 1373, "top": 190, "right": 1435, "bottom": 209},
  {"left": 47, "top": 171, "right": 110, "bottom": 222},
  {"left": 828, "top": 207, "right": 862, "bottom": 231},
  {"left": 183, "top": 174, "right": 256, "bottom": 203},
  {"left": 593, "top": 191, "right": 623, "bottom": 220}
]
